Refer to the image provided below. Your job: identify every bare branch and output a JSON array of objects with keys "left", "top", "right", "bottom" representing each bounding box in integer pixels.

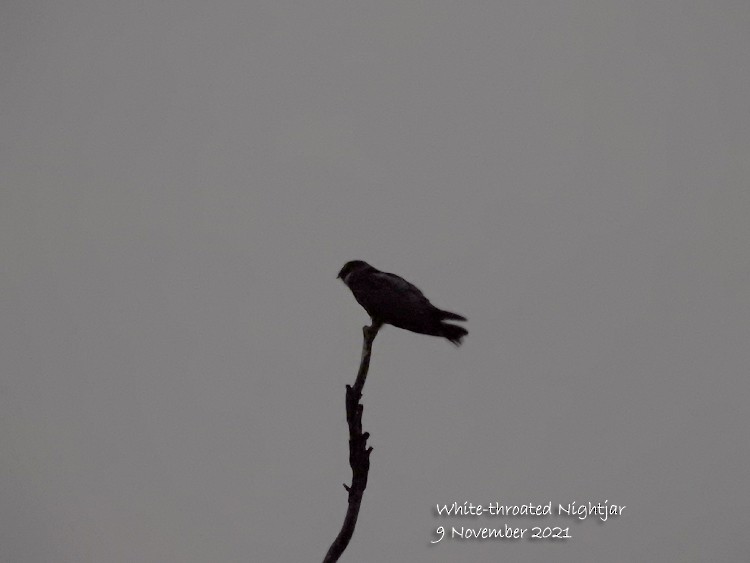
[{"left": 322, "top": 321, "right": 382, "bottom": 563}]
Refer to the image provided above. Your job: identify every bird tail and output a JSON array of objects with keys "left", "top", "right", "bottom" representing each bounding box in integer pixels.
[
  {"left": 439, "top": 309, "right": 467, "bottom": 322},
  {"left": 441, "top": 323, "right": 468, "bottom": 346}
]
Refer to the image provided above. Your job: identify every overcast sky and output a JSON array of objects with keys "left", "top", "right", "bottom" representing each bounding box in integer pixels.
[{"left": 2, "top": 1, "right": 749, "bottom": 561}]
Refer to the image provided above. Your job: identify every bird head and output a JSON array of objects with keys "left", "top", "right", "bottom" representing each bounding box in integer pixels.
[{"left": 337, "top": 260, "right": 371, "bottom": 282}]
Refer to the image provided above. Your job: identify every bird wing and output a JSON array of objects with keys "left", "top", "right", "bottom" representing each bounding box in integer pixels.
[
  {"left": 357, "top": 271, "right": 435, "bottom": 321},
  {"left": 372, "top": 272, "right": 466, "bottom": 322},
  {"left": 371, "top": 271, "right": 426, "bottom": 298},
  {"left": 347, "top": 267, "right": 439, "bottom": 326}
]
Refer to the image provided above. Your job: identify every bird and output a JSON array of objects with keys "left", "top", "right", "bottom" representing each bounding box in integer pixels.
[{"left": 337, "top": 260, "right": 468, "bottom": 345}]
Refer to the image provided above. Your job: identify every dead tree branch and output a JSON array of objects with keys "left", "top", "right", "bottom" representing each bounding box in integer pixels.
[{"left": 322, "top": 321, "right": 382, "bottom": 563}]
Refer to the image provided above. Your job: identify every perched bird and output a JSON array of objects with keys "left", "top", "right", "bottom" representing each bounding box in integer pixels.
[{"left": 337, "top": 260, "right": 468, "bottom": 345}]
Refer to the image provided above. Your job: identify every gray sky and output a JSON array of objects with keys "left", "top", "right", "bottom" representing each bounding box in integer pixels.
[{"left": 2, "top": 1, "right": 749, "bottom": 561}]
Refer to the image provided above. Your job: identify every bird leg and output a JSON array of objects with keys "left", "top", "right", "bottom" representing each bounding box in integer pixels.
[{"left": 364, "top": 318, "right": 383, "bottom": 339}]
